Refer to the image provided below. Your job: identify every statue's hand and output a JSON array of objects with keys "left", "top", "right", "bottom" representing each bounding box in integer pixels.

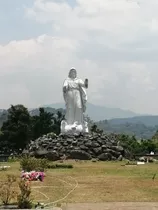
[{"left": 84, "top": 79, "right": 88, "bottom": 88}]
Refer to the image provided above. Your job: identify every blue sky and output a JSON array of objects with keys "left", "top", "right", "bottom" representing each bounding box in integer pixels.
[
  {"left": 0, "top": 0, "right": 34, "bottom": 43},
  {"left": 0, "top": 0, "right": 158, "bottom": 114},
  {"left": 0, "top": 0, "right": 76, "bottom": 44}
]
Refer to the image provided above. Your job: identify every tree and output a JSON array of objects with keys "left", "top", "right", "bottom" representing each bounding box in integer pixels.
[
  {"left": 118, "top": 134, "right": 142, "bottom": 155},
  {"left": 52, "top": 110, "right": 64, "bottom": 135},
  {"left": 1, "top": 105, "right": 31, "bottom": 151},
  {"left": 90, "top": 124, "right": 98, "bottom": 133},
  {"left": 90, "top": 123, "right": 103, "bottom": 134},
  {"left": 31, "top": 107, "right": 54, "bottom": 139},
  {"left": 30, "top": 108, "right": 64, "bottom": 139},
  {"left": 140, "top": 139, "right": 156, "bottom": 154},
  {"left": 118, "top": 133, "right": 158, "bottom": 155},
  {"left": 84, "top": 115, "right": 94, "bottom": 130},
  {"left": 152, "top": 130, "right": 158, "bottom": 140}
]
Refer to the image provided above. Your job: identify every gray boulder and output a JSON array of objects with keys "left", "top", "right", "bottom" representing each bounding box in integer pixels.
[
  {"left": 68, "top": 150, "right": 92, "bottom": 160},
  {"left": 98, "top": 153, "right": 111, "bottom": 161}
]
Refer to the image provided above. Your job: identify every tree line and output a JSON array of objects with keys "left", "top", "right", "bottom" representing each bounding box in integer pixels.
[{"left": 0, "top": 104, "right": 64, "bottom": 152}]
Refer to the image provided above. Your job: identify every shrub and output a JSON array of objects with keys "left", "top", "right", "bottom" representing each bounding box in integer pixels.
[
  {"left": 39, "top": 158, "right": 49, "bottom": 171},
  {"left": 8, "top": 156, "right": 19, "bottom": 162},
  {"left": 0, "top": 174, "right": 17, "bottom": 205},
  {"left": 17, "top": 179, "right": 32, "bottom": 209},
  {"left": 20, "top": 156, "right": 48, "bottom": 172}
]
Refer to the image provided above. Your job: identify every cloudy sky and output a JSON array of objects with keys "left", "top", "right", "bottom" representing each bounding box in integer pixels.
[{"left": 0, "top": 0, "right": 158, "bottom": 114}]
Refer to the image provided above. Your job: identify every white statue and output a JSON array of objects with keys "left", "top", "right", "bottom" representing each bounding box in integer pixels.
[{"left": 60, "top": 68, "right": 89, "bottom": 135}]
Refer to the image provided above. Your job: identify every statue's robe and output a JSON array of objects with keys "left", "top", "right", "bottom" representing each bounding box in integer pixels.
[{"left": 63, "top": 77, "right": 87, "bottom": 125}]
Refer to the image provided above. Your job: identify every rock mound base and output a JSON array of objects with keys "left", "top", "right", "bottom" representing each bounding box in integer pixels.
[{"left": 24, "top": 132, "right": 128, "bottom": 161}]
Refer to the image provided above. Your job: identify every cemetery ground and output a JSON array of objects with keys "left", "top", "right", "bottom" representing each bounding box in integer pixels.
[{"left": 1, "top": 160, "right": 158, "bottom": 209}]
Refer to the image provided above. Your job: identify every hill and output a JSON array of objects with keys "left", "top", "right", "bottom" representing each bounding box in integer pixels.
[
  {"left": 95, "top": 115, "right": 158, "bottom": 139},
  {"left": 44, "top": 102, "right": 139, "bottom": 121},
  {"left": 109, "top": 115, "right": 158, "bottom": 127},
  {"left": 29, "top": 107, "right": 65, "bottom": 116},
  {"left": 96, "top": 120, "right": 158, "bottom": 139}
]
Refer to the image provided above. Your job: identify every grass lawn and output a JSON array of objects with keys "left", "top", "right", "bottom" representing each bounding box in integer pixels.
[{"left": 0, "top": 160, "right": 158, "bottom": 207}]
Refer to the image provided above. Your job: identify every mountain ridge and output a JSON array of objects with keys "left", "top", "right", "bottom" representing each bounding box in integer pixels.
[
  {"left": 43, "top": 102, "right": 140, "bottom": 121},
  {"left": 108, "top": 115, "right": 158, "bottom": 127}
]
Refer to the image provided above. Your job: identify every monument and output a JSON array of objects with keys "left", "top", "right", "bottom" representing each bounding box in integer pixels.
[
  {"left": 60, "top": 68, "right": 89, "bottom": 135},
  {"left": 24, "top": 68, "right": 127, "bottom": 161}
]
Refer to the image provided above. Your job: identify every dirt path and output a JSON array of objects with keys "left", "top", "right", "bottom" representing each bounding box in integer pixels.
[{"left": 62, "top": 202, "right": 158, "bottom": 210}]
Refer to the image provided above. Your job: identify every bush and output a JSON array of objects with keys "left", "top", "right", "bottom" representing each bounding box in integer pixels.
[
  {"left": 47, "top": 163, "right": 73, "bottom": 169},
  {"left": 8, "top": 156, "right": 19, "bottom": 162},
  {"left": 0, "top": 174, "right": 17, "bottom": 205},
  {"left": 17, "top": 179, "right": 32, "bottom": 209},
  {"left": 20, "top": 156, "right": 48, "bottom": 172}
]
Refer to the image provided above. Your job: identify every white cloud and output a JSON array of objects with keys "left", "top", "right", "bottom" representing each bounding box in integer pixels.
[
  {"left": 0, "top": 0, "right": 158, "bottom": 114},
  {"left": 0, "top": 35, "right": 100, "bottom": 108}
]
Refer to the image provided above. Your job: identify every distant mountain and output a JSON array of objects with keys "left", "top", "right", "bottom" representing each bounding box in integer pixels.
[
  {"left": 0, "top": 109, "right": 5, "bottom": 112},
  {"left": 43, "top": 103, "right": 65, "bottom": 110},
  {"left": 96, "top": 115, "right": 158, "bottom": 139},
  {"left": 0, "top": 110, "right": 8, "bottom": 128},
  {"left": 96, "top": 120, "right": 157, "bottom": 139},
  {"left": 29, "top": 107, "right": 65, "bottom": 116},
  {"left": 109, "top": 115, "right": 158, "bottom": 127},
  {"left": 43, "top": 102, "right": 139, "bottom": 121}
]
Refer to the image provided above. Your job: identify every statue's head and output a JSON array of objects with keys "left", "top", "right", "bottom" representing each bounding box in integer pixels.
[{"left": 68, "top": 68, "right": 77, "bottom": 79}]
